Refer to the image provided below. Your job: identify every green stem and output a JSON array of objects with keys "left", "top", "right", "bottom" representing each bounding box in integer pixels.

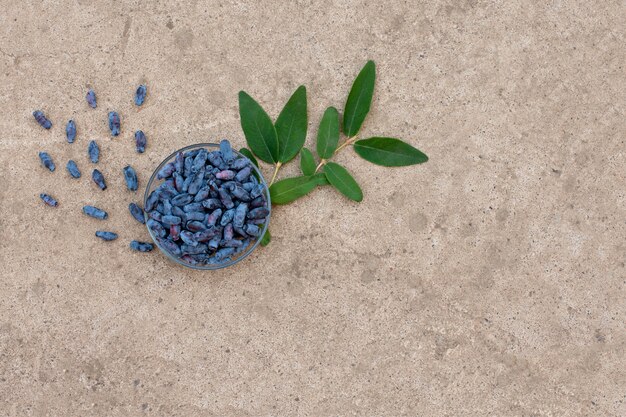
[
  {"left": 314, "top": 136, "right": 357, "bottom": 173},
  {"left": 269, "top": 162, "right": 282, "bottom": 186}
]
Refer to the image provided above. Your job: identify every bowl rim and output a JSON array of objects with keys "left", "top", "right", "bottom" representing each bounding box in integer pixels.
[{"left": 143, "top": 142, "right": 271, "bottom": 270}]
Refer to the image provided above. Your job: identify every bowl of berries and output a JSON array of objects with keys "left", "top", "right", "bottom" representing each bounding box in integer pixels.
[{"left": 143, "top": 140, "right": 270, "bottom": 269}]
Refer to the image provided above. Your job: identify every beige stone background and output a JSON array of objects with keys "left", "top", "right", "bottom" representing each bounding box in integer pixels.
[{"left": 0, "top": 0, "right": 624, "bottom": 416}]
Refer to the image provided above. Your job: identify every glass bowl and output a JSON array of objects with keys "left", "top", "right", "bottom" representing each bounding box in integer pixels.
[{"left": 143, "top": 143, "right": 271, "bottom": 270}]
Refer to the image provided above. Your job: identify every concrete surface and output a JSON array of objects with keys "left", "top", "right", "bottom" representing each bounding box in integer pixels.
[{"left": 0, "top": 0, "right": 624, "bottom": 415}]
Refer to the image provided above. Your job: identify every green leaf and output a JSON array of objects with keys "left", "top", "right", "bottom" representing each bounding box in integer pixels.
[
  {"left": 239, "top": 147, "right": 259, "bottom": 167},
  {"left": 343, "top": 60, "right": 376, "bottom": 137},
  {"left": 316, "top": 106, "right": 340, "bottom": 159},
  {"left": 323, "top": 162, "right": 363, "bottom": 202},
  {"left": 353, "top": 137, "right": 428, "bottom": 166},
  {"left": 260, "top": 229, "right": 271, "bottom": 246},
  {"left": 300, "top": 148, "right": 316, "bottom": 176},
  {"left": 269, "top": 175, "right": 318, "bottom": 205},
  {"left": 238, "top": 91, "right": 279, "bottom": 164},
  {"left": 275, "top": 86, "right": 308, "bottom": 163},
  {"left": 312, "top": 172, "right": 329, "bottom": 186}
]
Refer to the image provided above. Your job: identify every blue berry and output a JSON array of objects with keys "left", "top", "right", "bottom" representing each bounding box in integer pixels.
[
  {"left": 129, "top": 203, "right": 145, "bottom": 224},
  {"left": 220, "top": 139, "right": 234, "bottom": 163},
  {"left": 33, "top": 110, "right": 52, "bottom": 129},
  {"left": 215, "top": 247, "right": 235, "bottom": 261},
  {"left": 108, "top": 111, "right": 120, "bottom": 136},
  {"left": 233, "top": 203, "right": 248, "bottom": 228},
  {"left": 123, "top": 165, "right": 138, "bottom": 191},
  {"left": 66, "top": 120, "right": 76, "bottom": 143},
  {"left": 66, "top": 160, "right": 81, "bottom": 178},
  {"left": 135, "top": 85, "right": 147, "bottom": 106},
  {"left": 244, "top": 224, "right": 261, "bottom": 237},
  {"left": 247, "top": 207, "right": 269, "bottom": 219},
  {"left": 157, "top": 162, "right": 176, "bottom": 179},
  {"left": 161, "top": 215, "right": 182, "bottom": 226},
  {"left": 180, "top": 230, "right": 198, "bottom": 246},
  {"left": 147, "top": 219, "right": 167, "bottom": 237},
  {"left": 40, "top": 193, "right": 58, "bottom": 207},
  {"left": 156, "top": 237, "right": 181, "bottom": 256},
  {"left": 88, "top": 140, "right": 99, "bottom": 163},
  {"left": 83, "top": 205, "right": 107, "bottom": 219},
  {"left": 86, "top": 90, "right": 97, "bottom": 108},
  {"left": 171, "top": 193, "right": 193, "bottom": 206},
  {"left": 130, "top": 241, "right": 153, "bottom": 252},
  {"left": 135, "top": 130, "right": 147, "bottom": 153},
  {"left": 38, "top": 152, "right": 55, "bottom": 171},
  {"left": 235, "top": 166, "right": 251, "bottom": 182},
  {"left": 220, "top": 208, "right": 235, "bottom": 226},
  {"left": 92, "top": 169, "right": 106, "bottom": 190},
  {"left": 95, "top": 231, "right": 118, "bottom": 241}
]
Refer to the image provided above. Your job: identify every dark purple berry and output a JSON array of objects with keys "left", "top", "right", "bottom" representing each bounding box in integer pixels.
[
  {"left": 216, "top": 170, "right": 235, "bottom": 180},
  {"left": 170, "top": 224, "right": 181, "bottom": 240}
]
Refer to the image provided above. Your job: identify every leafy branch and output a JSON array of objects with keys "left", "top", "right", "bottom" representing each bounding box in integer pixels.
[{"left": 238, "top": 60, "right": 429, "bottom": 246}]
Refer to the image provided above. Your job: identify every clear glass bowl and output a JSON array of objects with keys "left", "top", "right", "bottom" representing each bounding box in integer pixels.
[{"left": 143, "top": 143, "right": 271, "bottom": 270}]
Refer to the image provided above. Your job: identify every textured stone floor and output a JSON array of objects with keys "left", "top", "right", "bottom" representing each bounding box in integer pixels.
[{"left": 0, "top": 1, "right": 624, "bottom": 416}]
